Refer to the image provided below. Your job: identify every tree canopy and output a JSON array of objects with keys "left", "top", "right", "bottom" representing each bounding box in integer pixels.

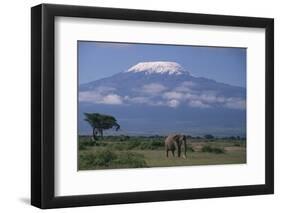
[{"left": 84, "top": 113, "right": 120, "bottom": 140}]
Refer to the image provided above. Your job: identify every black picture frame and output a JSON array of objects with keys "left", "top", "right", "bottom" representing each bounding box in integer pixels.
[{"left": 31, "top": 3, "right": 274, "bottom": 209}]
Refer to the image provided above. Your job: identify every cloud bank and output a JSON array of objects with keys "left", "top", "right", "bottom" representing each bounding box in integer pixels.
[{"left": 79, "top": 83, "right": 246, "bottom": 110}]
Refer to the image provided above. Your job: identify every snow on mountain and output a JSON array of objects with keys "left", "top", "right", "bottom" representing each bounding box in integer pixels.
[{"left": 126, "top": 61, "right": 188, "bottom": 75}]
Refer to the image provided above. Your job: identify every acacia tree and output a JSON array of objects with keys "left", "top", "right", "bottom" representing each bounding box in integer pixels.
[{"left": 84, "top": 113, "right": 120, "bottom": 141}]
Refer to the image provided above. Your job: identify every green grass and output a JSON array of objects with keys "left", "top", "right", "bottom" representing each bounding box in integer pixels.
[
  {"left": 136, "top": 149, "right": 245, "bottom": 167},
  {"left": 78, "top": 136, "right": 246, "bottom": 170}
]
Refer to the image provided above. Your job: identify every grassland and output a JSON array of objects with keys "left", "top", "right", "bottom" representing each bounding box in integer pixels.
[{"left": 78, "top": 136, "right": 246, "bottom": 170}]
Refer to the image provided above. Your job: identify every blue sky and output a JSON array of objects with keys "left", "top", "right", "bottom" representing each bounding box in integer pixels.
[{"left": 78, "top": 41, "right": 246, "bottom": 87}]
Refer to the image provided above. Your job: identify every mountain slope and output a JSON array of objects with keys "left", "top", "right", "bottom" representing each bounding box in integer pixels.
[{"left": 79, "top": 61, "right": 246, "bottom": 136}]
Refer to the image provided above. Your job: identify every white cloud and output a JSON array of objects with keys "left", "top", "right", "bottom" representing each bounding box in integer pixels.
[
  {"left": 153, "top": 101, "right": 166, "bottom": 106},
  {"left": 79, "top": 84, "right": 246, "bottom": 110},
  {"left": 123, "top": 96, "right": 130, "bottom": 100},
  {"left": 216, "top": 96, "right": 227, "bottom": 103},
  {"left": 182, "top": 81, "right": 196, "bottom": 87},
  {"left": 188, "top": 100, "right": 210, "bottom": 108},
  {"left": 184, "top": 93, "right": 199, "bottom": 101},
  {"left": 79, "top": 91, "right": 102, "bottom": 102},
  {"left": 167, "top": 99, "right": 180, "bottom": 108},
  {"left": 199, "top": 94, "right": 217, "bottom": 103},
  {"left": 162, "top": 89, "right": 227, "bottom": 109},
  {"left": 128, "top": 96, "right": 166, "bottom": 107},
  {"left": 129, "top": 96, "right": 150, "bottom": 104},
  {"left": 101, "top": 94, "right": 123, "bottom": 105},
  {"left": 175, "top": 81, "right": 196, "bottom": 92},
  {"left": 141, "top": 83, "right": 167, "bottom": 94},
  {"left": 224, "top": 98, "right": 246, "bottom": 110},
  {"left": 79, "top": 91, "right": 123, "bottom": 105},
  {"left": 198, "top": 93, "right": 226, "bottom": 104},
  {"left": 163, "top": 91, "right": 183, "bottom": 100}
]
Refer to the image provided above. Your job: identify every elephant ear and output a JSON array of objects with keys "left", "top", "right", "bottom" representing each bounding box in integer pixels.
[{"left": 173, "top": 134, "right": 180, "bottom": 141}]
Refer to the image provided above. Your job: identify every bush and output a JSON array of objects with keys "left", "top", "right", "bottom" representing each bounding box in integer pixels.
[
  {"left": 80, "top": 149, "right": 117, "bottom": 167},
  {"left": 233, "top": 142, "right": 241, "bottom": 147},
  {"left": 113, "top": 152, "right": 147, "bottom": 168},
  {"left": 79, "top": 143, "right": 87, "bottom": 150},
  {"left": 79, "top": 140, "right": 97, "bottom": 150},
  {"left": 82, "top": 140, "right": 96, "bottom": 146},
  {"left": 108, "top": 140, "right": 163, "bottom": 151},
  {"left": 151, "top": 140, "right": 162, "bottom": 147},
  {"left": 107, "top": 141, "right": 141, "bottom": 150},
  {"left": 126, "top": 141, "right": 141, "bottom": 150},
  {"left": 107, "top": 143, "right": 125, "bottom": 151},
  {"left": 79, "top": 148, "right": 147, "bottom": 169},
  {"left": 139, "top": 142, "right": 154, "bottom": 150},
  {"left": 80, "top": 136, "right": 165, "bottom": 151},
  {"left": 186, "top": 145, "right": 195, "bottom": 152},
  {"left": 138, "top": 140, "right": 163, "bottom": 150},
  {"left": 95, "top": 141, "right": 103, "bottom": 146},
  {"left": 201, "top": 145, "right": 225, "bottom": 154},
  {"left": 119, "top": 135, "right": 131, "bottom": 141}
]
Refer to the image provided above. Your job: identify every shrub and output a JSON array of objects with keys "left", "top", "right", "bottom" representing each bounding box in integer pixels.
[
  {"left": 107, "top": 143, "right": 125, "bottom": 151},
  {"left": 201, "top": 145, "right": 225, "bottom": 154},
  {"left": 94, "top": 149, "right": 117, "bottom": 166},
  {"left": 151, "top": 140, "right": 162, "bottom": 147},
  {"left": 96, "top": 141, "right": 104, "bottom": 146},
  {"left": 113, "top": 152, "right": 147, "bottom": 168},
  {"left": 119, "top": 135, "right": 131, "bottom": 141},
  {"left": 79, "top": 143, "right": 87, "bottom": 150},
  {"left": 79, "top": 148, "right": 147, "bottom": 169},
  {"left": 82, "top": 140, "right": 96, "bottom": 146},
  {"left": 79, "top": 140, "right": 97, "bottom": 150},
  {"left": 186, "top": 145, "right": 195, "bottom": 152},
  {"left": 107, "top": 141, "right": 141, "bottom": 150},
  {"left": 80, "top": 149, "right": 117, "bottom": 167},
  {"left": 139, "top": 142, "right": 156, "bottom": 150},
  {"left": 233, "top": 142, "right": 241, "bottom": 147},
  {"left": 126, "top": 141, "right": 141, "bottom": 150},
  {"left": 212, "top": 147, "right": 225, "bottom": 154},
  {"left": 138, "top": 140, "right": 163, "bottom": 150}
]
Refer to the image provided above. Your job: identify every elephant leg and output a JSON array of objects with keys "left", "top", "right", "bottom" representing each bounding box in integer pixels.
[
  {"left": 171, "top": 150, "right": 175, "bottom": 157},
  {"left": 177, "top": 148, "right": 181, "bottom": 157},
  {"left": 177, "top": 143, "right": 181, "bottom": 157},
  {"left": 166, "top": 149, "right": 169, "bottom": 158},
  {"left": 183, "top": 141, "right": 187, "bottom": 159}
]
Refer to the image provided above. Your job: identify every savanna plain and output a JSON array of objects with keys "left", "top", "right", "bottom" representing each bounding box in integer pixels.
[{"left": 79, "top": 135, "right": 246, "bottom": 170}]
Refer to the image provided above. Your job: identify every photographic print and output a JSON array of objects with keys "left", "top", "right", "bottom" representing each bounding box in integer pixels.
[
  {"left": 78, "top": 41, "right": 247, "bottom": 170},
  {"left": 31, "top": 4, "right": 274, "bottom": 208}
]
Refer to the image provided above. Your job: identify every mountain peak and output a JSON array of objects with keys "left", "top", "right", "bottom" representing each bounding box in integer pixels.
[{"left": 126, "top": 61, "right": 189, "bottom": 75}]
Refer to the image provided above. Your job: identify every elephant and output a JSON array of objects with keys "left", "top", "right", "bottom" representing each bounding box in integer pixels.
[{"left": 165, "top": 134, "right": 187, "bottom": 158}]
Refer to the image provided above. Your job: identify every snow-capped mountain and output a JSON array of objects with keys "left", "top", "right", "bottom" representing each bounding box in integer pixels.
[
  {"left": 79, "top": 61, "right": 246, "bottom": 136},
  {"left": 125, "top": 61, "right": 188, "bottom": 75}
]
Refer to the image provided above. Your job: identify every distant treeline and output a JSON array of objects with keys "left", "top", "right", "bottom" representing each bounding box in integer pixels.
[{"left": 79, "top": 134, "right": 246, "bottom": 141}]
